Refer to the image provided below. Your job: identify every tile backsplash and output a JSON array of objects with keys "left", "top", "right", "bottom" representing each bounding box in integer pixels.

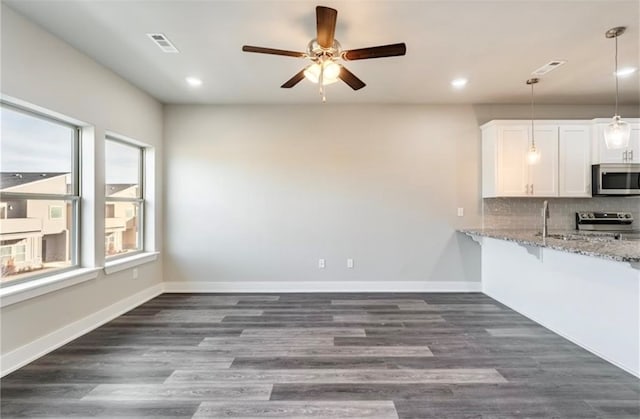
[{"left": 483, "top": 197, "right": 640, "bottom": 231}]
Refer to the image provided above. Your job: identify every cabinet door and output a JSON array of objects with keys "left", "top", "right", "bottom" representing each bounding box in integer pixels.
[
  {"left": 496, "top": 125, "right": 529, "bottom": 196},
  {"left": 529, "top": 125, "right": 559, "bottom": 197},
  {"left": 559, "top": 125, "right": 591, "bottom": 197},
  {"left": 626, "top": 124, "right": 640, "bottom": 162},
  {"left": 596, "top": 122, "right": 640, "bottom": 163}
]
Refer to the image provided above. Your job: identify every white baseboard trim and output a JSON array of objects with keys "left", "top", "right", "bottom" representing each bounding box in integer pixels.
[
  {"left": 163, "top": 281, "right": 482, "bottom": 293},
  {"left": 0, "top": 283, "right": 163, "bottom": 377}
]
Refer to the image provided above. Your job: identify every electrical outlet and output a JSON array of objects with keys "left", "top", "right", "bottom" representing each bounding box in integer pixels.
[
  {"left": 318, "top": 259, "right": 325, "bottom": 269},
  {"left": 347, "top": 258, "right": 354, "bottom": 269},
  {"left": 132, "top": 268, "right": 139, "bottom": 279},
  {"left": 457, "top": 207, "right": 464, "bottom": 217}
]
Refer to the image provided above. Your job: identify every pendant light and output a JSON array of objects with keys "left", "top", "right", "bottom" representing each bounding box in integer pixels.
[
  {"left": 526, "top": 78, "right": 541, "bottom": 165},
  {"left": 604, "top": 26, "right": 631, "bottom": 150}
]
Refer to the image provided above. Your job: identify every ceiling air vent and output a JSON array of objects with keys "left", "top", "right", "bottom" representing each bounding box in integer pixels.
[
  {"left": 146, "top": 33, "right": 179, "bottom": 53},
  {"left": 531, "top": 60, "right": 567, "bottom": 76}
]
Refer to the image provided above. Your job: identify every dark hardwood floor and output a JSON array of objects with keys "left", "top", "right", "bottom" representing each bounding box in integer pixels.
[{"left": 2, "top": 293, "right": 639, "bottom": 418}]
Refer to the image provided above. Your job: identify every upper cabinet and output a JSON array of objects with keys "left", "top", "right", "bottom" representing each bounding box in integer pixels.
[
  {"left": 593, "top": 119, "right": 640, "bottom": 164},
  {"left": 529, "top": 125, "right": 559, "bottom": 197},
  {"left": 482, "top": 120, "right": 591, "bottom": 198},
  {"left": 559, "top": 125, "right": 592, "bottom": 197}
]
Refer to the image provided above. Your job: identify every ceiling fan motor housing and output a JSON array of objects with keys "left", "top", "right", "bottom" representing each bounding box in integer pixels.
[{"left": 307, "top": 39, "right": 342, "bottom": 61}]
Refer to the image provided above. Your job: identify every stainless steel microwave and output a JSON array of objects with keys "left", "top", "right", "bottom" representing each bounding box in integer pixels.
[{"left": 592, "top": 164, "right": 640, "bottom": 196}]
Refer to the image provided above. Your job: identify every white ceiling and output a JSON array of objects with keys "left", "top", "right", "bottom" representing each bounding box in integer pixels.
[{"left": 5, "top": 0, "right": 640, "bottom": 105}]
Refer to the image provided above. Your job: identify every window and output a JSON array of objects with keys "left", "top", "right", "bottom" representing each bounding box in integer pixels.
[
  {"left": 49, "top": 205, "right": 63, "bottom": 220},
  {"left": 0, "top": 103, "right": 79, "bottom": 285},
  {"left": 105, "top": 137, "right": 144, "bottom": 258}
]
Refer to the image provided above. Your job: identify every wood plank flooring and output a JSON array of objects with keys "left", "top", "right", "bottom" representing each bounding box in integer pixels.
[{"left": 2, "top": 292, "right": 639, "bottom": 418}]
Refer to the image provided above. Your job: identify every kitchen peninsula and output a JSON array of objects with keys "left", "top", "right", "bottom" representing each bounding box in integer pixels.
[{"left": 460, "top": 228, "right": 640, "bottom": 378}]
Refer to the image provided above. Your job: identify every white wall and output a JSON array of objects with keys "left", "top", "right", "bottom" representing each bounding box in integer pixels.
[
  {"left": 1, "top": 5, "right": 163, "bottom": 357},
  {"left": 164, "top": 104, "right": 483, "bottom": 291}
]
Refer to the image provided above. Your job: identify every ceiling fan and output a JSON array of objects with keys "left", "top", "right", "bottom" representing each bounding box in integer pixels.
[{"left": 242, "top": 5, "right": 407, "bottom": 101}]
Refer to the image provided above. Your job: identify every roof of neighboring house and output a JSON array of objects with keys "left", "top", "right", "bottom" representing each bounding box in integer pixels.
[
  {"left": 0, "top": 172, "right": 68, "bottom": 190},
  {"left": 106, "top": 184, "right": 136, "bottom": 195}
]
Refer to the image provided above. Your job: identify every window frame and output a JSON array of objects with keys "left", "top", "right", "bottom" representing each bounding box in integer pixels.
[
  {"left": 0, "top": 102, "right": 81, "bottom": 287},
  {"left": 104, "top": 136, "right": 145, "bottom": 261}
]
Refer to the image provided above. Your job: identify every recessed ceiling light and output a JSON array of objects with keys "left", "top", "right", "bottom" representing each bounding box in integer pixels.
[
  {"left": 186, "top": 77, "right": 203, "bottom": 87},
  {"left": 451, "top": 78, "right": 468, "bottom": 89},
  {"left": 615, "top": 67, "right": 637, "bottom": 77}
]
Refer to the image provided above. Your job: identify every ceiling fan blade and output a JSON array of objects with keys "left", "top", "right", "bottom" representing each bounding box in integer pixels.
[
  {"left": 342, "top": 43, "right": 407, "bottom": 61},
  {"left": 338, "top": 66, "right": 366, "bottom": 90},
  {"left": 242, "top": 45, "right": 306, "bottom": 58},
  {"left": 316, "top": 6, "right": 337, "bottom": 49},
  {"left": 281, "top": 69, "right": 306, "bottom": 88}
]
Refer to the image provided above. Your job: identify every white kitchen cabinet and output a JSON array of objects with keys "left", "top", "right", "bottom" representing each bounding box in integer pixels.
[
  {"left": 559, "top": 125, "right": 592, "bottom": 197},
  {"left": 593, "top": 119, "right": 640, "bottom": 164},
  {"left": 482, "top": 121, "right": 576, "bottom": 198},
  {"left": 528, "top": 125, "right": 558, "bottom": 197},
  {"left": 482, "top": 120, "right": 591, "bottom": 198},
  {"left": 495, "top": 124, "right": 529, "bottom": 196}
]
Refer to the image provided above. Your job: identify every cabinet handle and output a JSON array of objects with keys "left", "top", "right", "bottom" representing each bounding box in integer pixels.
[
  {"left": 623, "top": 150, "right": 628, "bottom": 161},
  {"left": 531, "top": 184, "right": 534, "bottom": 195},
  {"left": 631, "top": 150, "right": 634, "bottom": 161}
]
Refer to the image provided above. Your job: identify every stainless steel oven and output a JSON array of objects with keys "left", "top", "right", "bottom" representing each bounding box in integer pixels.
[{"left": 592, "top": 164, "right": 640, "bottom": 196}]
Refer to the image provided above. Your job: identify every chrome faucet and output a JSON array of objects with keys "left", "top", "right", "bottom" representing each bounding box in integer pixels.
[{"left": 542, "top": 200, "right": 550, "bottom": 240}]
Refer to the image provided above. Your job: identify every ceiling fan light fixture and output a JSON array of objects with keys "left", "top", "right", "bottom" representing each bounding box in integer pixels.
[
  {"left": 604, "top": 26, "right": 630, "bottom": 150},
  {"left": 303, "top": 61, "right": 340, "bottom": 85}
]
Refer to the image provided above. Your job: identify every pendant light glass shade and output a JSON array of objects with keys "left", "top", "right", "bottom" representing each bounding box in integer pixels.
[
  {"left": 604, "top": 115, "right": 631, "bottom": 149},
  {"left": 526, "top": 78, "right": 540, "bottom": 165},
  {"left": 604, "top": 27, "right": 630, "bottom": 150},
  {"left": 527, "top": 144, "right": 541, "bottom": 165}
]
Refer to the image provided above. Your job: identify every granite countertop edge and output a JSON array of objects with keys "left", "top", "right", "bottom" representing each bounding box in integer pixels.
[{"left": 457, "top": 228, "right": 640, "bottom": 263}]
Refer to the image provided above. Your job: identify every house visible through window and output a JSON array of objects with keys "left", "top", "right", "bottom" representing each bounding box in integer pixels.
[
  {"left": 0, "top": 103, "right": 79, "bottom": 284},
  {"left": 105, "top": 137, "right": 144, "bottom": 258}
]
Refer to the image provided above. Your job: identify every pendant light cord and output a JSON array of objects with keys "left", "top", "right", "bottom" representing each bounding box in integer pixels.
[
  {"left": 614, "top": 34, "right": 619, "bottom": 116},
  {"left": 530, "top": 81, "right": 535, "bottom": 147}
]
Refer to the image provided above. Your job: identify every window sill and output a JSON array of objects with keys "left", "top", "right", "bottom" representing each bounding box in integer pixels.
[
  {"left": 0, "top": 268, "right": 101, "bottom": 308},
  {"left": 104, "top": 251, "right": 160, "bottom": 275}
]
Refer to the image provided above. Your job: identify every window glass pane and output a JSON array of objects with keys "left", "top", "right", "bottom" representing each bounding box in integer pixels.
[
  {"left": 105, "top": 201, "right": 140, "bottom": 257},
  {"left": 0, "top": 198, "right": 75, "bottom": 285},
  {"left": 1, "top": 106, "right": 75, "bottom": 195},
  {"left": 105, "top": 139, "right": 141, "bottom": 198}
]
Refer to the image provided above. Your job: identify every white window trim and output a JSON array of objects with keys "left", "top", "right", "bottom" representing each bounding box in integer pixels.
[
  {"left": 0, "top": 101, "right": 82, "bottom": 285},
  {"left": 0, "top": 268, "right": 100, "bottom": 308},
  {"left": 104, "top": 251, "right": 159, "bottom": 275}
]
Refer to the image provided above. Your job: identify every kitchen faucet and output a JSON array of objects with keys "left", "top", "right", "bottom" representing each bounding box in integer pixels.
[{"left": 542, "top": 200, "right": 550, "bottom": 240}]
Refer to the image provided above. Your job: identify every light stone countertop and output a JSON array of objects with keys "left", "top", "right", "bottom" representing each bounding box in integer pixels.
[{"left": 458, "top": 228, "right": 640, "bottom": 263}]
